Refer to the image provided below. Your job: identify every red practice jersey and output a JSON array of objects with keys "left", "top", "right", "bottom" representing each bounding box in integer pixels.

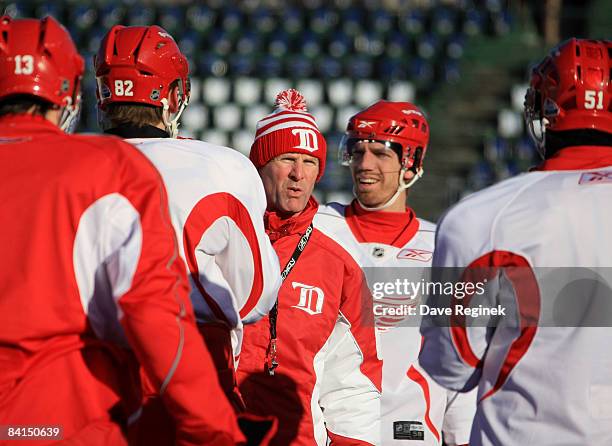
[{"left": 0, "top": 115, "right": 241, "bottom": 445}]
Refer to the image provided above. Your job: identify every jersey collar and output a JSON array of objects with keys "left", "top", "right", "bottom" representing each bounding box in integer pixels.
[
  {"left": 534, "top": 146, "right": 612, "bottom": 171},
  {"left": 345, "top": 199, "right": 419, "bottom": 248},
  {"left": 105, "top": 125, "right": 169, "bottom": 139},
  {"left": 0, "top": 113, "right": 61, "bottom": 134},
  {"left": 265, "top": 196, "right": 319, "bottom": 242}
]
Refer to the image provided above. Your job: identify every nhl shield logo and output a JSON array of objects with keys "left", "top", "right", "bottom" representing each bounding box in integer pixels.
[{"left": 372, "top": 247, "right": 385, "bottom": 258}]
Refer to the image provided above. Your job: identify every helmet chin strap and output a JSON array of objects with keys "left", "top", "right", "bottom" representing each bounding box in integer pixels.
[
  {"left": 526, "top": 116, "right": 549, "bottom": 158},
  {"left": 355, "top": 167, "right": 424, "bottom": 211},
  {"left": 161, "top": 97, "right": 188, "bottom": 139},
  {"left": 59, "top": 97, "right": 81, "bottom": 133}
]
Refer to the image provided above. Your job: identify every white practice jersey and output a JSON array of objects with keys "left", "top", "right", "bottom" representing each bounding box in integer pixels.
[
  {"left": 419, "top": 158, "right": 612, "bottom": 446},
  {"left": 316, "top": 202, "right": 475, "bottom": 446},
  {"left": 128, "top": 138, "right": 281, "bottom": 356}
]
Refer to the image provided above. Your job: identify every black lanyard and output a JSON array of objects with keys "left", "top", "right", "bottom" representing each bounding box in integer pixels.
[{"left": 266, "top": 223, "right": 313, "bottom": 375}]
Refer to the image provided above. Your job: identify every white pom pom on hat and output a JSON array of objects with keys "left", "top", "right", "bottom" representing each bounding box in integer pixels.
[
  {"left": 250, "top": 88, "right": 327, "bottom": 181},
  {"left": 273, "top": 88, "right": 307, "bottom": 112}
]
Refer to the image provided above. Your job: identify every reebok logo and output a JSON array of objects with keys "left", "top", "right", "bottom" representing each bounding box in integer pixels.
[
  {"left": 579, "top": 171, "right": 612, "bottom": 185},
  {"left": 396, "top": 249, "right": 432, "bottom": 262},
  {"left": 357, "top": 121, "right": 376, "bottom": 128}
]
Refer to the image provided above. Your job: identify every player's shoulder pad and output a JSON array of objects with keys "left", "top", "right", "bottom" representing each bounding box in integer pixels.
[
  {"left": 71, "top": 133, "right": 163, "bottom": 179},
  {"left": 438, "top": 172, "right": 537, "bottom": 237},
  {"left": 68, "top": 132, "right": 142, "bottom": 156},
  {"left": 314, "top": 202, "right": 349, "bottom": 233},
  {"left": 310, "top": 225, "right": 362, "bottom": 271},
  {"left": 69, "top": 131, "right": 126, "bottom": 146},
  {"left": 417, "top": 217, "right": 436, "bottom": 232},
  {"left": 139, "top": 137, "right": 259, "bottom": 176},
  {"left": 187, "top": 139, "right": 257, "bottom": 171},
  {"left": 317, "top": 201, "right": 347, "bottom": 218}
]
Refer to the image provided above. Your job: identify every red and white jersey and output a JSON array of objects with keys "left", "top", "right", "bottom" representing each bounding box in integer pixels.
[
  {"left": 238, "top": 198, "right": 381, "bottom": 446},
  {"left": 419, "top": 147, "right": 612, "bottom": 446},
  {"left": 0, "top": 115, "right": 241, "bottom": 444},
  {"left": 316, "top": 201, "right": 475, "bottom": 446},
  {"left": 126, "top": 137, "right": 281, "bottom": 357}
]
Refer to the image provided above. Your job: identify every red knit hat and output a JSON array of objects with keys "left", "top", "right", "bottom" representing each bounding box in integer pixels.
[{"left": 249, "top": 89, "right": 327, "bottom": 181}]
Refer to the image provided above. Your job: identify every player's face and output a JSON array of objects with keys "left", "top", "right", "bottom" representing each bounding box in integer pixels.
[
  {"left": 349, "top": 141, "right": 403, "bottom": 208},
  {"left": 259, "top": 153, "right": 319, "bottom": 217}
]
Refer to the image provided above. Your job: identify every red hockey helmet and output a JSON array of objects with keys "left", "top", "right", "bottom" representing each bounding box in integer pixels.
[
  {"left": 339, "top": 100, "right": 429, "bottom": 173},
  {"left": 94, "top": 25, "right": 190, "bottom": 115},
  {"left": 0, "top": 16, "right": 84, "bottom": 130},
  {"left": 525, "top": 38, "right": 612, "bottom": 152}
]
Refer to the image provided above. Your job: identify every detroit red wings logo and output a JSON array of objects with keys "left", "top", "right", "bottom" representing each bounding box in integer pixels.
[
  {"left": 291, "top": 282, "right": 325, "bottom": 315},
  {"left": 396, "top": 249, "right": 432, "bottom": 262},
  {"left": 375, "top": 295, "right": 420, "bottom": 331},
  {"left": 291, "top": 128, "right": 319, "bottom": 152}
]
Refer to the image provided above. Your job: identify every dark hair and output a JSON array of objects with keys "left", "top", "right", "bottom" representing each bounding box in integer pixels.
[
  {"left": 0, "top": 95, "right": 55, "bottom": 118},
  {"left": 101, "top": 79, "right": 181, "bottom": 129},
  {"left": 103, "top": 103, "right": 164, "bottom": 128}
]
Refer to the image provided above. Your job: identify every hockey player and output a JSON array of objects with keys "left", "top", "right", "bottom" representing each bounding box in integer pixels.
[
  {"left": 0, "top": 16, "right": 241, "bottom": 445},
  {"left": 237, "top": 89, "right": 382, "bottom": 445},
  {"left": 94, "top": 25, "right": 281, "bottom": 416},
  {"left": 315, "top": 100, "right": 475, "bottom": 445},
  {"left": 419, "top": 38, "right": 612, "bottom": 445}
]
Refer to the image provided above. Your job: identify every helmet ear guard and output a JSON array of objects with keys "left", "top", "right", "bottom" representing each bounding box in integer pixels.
[
  {"left": 59, "top": 95, "right": 82, "bottom": 133},
  {"left": 408, "top": 146, "right": 423, "bottom": 171},
  {"left": 161, "top": 80, "right": 189, "bottom": 138},
  {"left": 524, "top": 85, "right": 544, "bottom": 154},
  {"left": 165, "top": 76, "right": 191, "bottom": 114},
  {"left": 161, "top": 93, "right": 188, "bottom": 138}
]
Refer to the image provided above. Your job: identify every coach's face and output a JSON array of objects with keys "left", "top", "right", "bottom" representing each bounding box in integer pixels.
[{"left": 260, "top": 153, "right": 319, "bottom": 218}]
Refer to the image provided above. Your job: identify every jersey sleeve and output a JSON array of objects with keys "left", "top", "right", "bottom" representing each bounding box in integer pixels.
[
  {"left": 418, "top": 209, "right": 492, "bottom": 393},
  {"left": 238, "top": 164, "right": 282, "bottom": 324},
  {"left": 319, "top": 262, "right": 382, "bottom": 445},
  {"left": 101, "top": 143, "right": 244, "bottom": 445}
]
